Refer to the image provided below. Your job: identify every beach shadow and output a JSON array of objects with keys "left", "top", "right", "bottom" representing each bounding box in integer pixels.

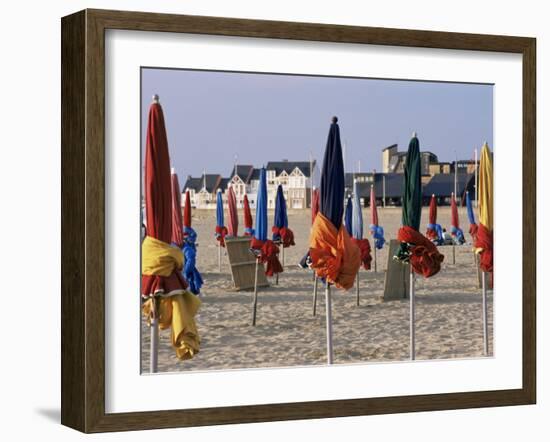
[
  {"left": 35, "top": 408, "right": 60, "bottom": 423},
  {"left": 417, "top": 292, "right": 493, "bottom": 305}
]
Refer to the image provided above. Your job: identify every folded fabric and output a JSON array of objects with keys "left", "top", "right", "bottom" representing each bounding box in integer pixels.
[
  {"left": 474, "top": 223, "right": 493, "bottom": 273},
  {"left": 142, "top": 236, "right": 188, "bottom": 296},
  {"left": 250, "top": 238, "right": 283, "bottom": 276},
  {"left": 309, "top": 212, "right": 361, "bottom": 290},
  {"left": 469, "top": 223, "right": 478, "bottom": 241},
  {"left": 369, "top": 224, "right": 385, "bottom": 250},
  {"left": 426, "top": 222, "right": 444, "bottom": 245},
  {"left": 352, "top": 237, "right": 372, "bottom": 270},
  {"left": 244, "top": 227, "right": 255, "bottom": 236},
  {"left": 183, "top": 227, "right": 203, "bottom": 295},
  {"left": 142, "top": 292, "right": 201, "bottom": 360},
  {"left": 396, "top": 226, "right": 444, "bottom": 278},
  {"left": 215, "top": 225, "right": 228, "bottom": 247},
  {"left": 272, "top": 226, "right": 295, "bottom": 248},
  {"left": 451, "top": 226, "right": 466, "bottom": 245}
]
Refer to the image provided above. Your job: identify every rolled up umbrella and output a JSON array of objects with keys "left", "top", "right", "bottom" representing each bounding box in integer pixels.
[
  {"left": 227, "top": 186, "right": 239, "bottom": 237},
  {"left": 182, "top": 190, "right": 203, "bottom": 295},
  {"left": 344, "top": 196, "right": 353, "bottom": 236},
  {"left": 170, "top": 170, "right": 184, "bottom": 248},
  {"left": 311, "top": 188, "right": 320, "bottom": 224},
  {"left": 450, "top": 193, "right": 465, "bottom": 244},
  {"left": 309, "top": 116, "right": 361, "bottom": 364},
  {"left": 215, "top": 189, "right": 227, "bottom": 247},
  {"left": 243, "top": 194, "right": 254, "bottom": 236},
  {"left": 250, "top": 168, "right": 282, "bottom": 325},
  {"left": 466, "top": 191, "right": 478, "bottom": 240},
  {"left": 141, "top": 96, "right": 200, "bottom": 371},
  {"left": 352, "top": 180, "right": 371, "bottom": 270},
  {"left": 272, "top": 184, "right": 295, "bottom": 248},
  {"left": 369, "top": 184, "right": 385, "bottom": 250},
  {"left": 475, "top": 142, "right": 493, "bottom": 356},
  {"left": 426, "top": 194, "right": 443, "bottom": 245}
]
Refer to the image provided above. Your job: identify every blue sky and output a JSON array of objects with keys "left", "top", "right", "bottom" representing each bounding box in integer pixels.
[{"left": 141, "top": 68, "right": 493, "bottom": 181}]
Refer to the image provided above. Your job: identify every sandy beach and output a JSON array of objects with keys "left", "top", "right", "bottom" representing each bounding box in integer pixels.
[{"left": 141, "top": 206, "right": 493, "bottom": 373}]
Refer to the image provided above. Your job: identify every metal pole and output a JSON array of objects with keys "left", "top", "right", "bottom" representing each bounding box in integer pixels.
[
  {"left": 452, "top": 244, "right": 456, "bottom": 265},
  {"left": 150, "top": 297, "right": 159, "bottom": 373},
  {"left": 355, "top": 272, "right": 360, "bottom": 306},
  {"left": 474, "top": 148, "right": 478, "bottom": 208},
  {"left": 282, "top": 246, "right": 285, "bottom": 268},
  {"left": 251, "top": 258, "right": 259, "bottom": 326},
  {"left": 410, "top": 268, "right": 416, "bottom": 361},
  {"left": 482, "top": 271, "right": 489, "bottom": 355},
  {"left": 312, "top": 274, "right": 318, "bottom": 316},
  {"left": 374, "top": 247, "right": 378, "bottom": 273},
  {"left": 326, "top": 283, "right": 334, "bottom": 364},
  {"left": 383, "top": 175, "right": 386, "bottom": 208},
  {"left": 454, "top": 153, "right": 458, "bottom": 199},
  {"left": 218, "top": 243, "right": 221, "bottom": 272}
]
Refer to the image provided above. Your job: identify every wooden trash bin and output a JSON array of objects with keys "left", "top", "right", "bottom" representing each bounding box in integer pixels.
[{"left": 225, "top": 236, "right": 269, "bottom": 291}]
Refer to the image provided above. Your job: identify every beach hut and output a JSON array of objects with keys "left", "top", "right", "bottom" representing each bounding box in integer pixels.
[
  {"left": 182, "top": 190, "right": 203, "bottom": 295},
  {"left": 250, "top": 168, "right": 283, "bottom": 325},
  {"left": 227, "top": 186, "right": 239, "bottom": 237},
  {"left": 369, "top": 184, "right": 385, "bottom": 272},
  {"left": 425, "top": 194, "right": 443, "bottom": 245},
  {"left": 243, "top": 194, "right": 254, "bottom": 236},
  {"left": 309, "top": 117, "right": 361, "bottom": 364},
  {"left": 394, "top": 133, "right": 444, "bottom": 360},
  {"left": 475, "top": 142, "right": 493, "bottom": 355},
  {"left": 141, "top": 95, "right": 200, "bottom": 372},
  {"left": 351, "top": 179, "right": 372, "bottom": 305},
  {"left": 215, "top": 189, "right": 227, "bottom": 272}
]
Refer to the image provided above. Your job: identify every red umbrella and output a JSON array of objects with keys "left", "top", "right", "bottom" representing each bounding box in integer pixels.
[
  {"left": 170, "top": 170, "right": 184, "bottom": 248},
  {"left": 227, "top": 186, "right": 239, "bottom": 236},
  {"left": 451, "top": 193, "right": 465, "bottom": 244},
  {"left": 425, "top": 194, "right": 440, "bottom": 242},
  {"left": 141, "top": 96, "right": 200, "bottom": 366},
  {"left": 311, "top": 188, "right": 320, "bottom": 225},
  {"left": 243, "top": 194, "right": 254, "bottom": 236},
  {"left": 370, "top": 185, "right": 378, "bottom": 226},
  {"left": 183, "top": 190, "right": 191, "bottom": 228}
]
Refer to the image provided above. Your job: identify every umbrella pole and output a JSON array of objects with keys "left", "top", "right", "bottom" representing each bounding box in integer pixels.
[
  {"left": 374, "top": 247, "right": 378, "bottom": 273},
  {"left": 218, "top": 243, "right": 221, "bottom": 273},
  {"left": 251, "top": 258, "right": 259, "bottom": 326},
  {"left": 325, "top": 283, "right": 334, "bottom": 364},
  {"left": 312, "top": 274, "right": 318, "bottom": 316},
  {"left": 410, "top": 268, "right": 416, "bottom": 361},
  {"left": 482, "top": 271, "right": 489, "bottom": 355},
  {"left": 150, "top": 296, "right": 159, "bottom": 373},
  {"left": 452, "top": 244, "right": 456, "bottom": 265},
  {"left": 282, "top": 246, "right": 285, "bottom": 268},
  {"left": 355, "top": 271, "right": 360, "bottom": 306}
]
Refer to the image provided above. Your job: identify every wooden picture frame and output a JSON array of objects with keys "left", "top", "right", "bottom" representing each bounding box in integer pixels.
[{"left": 61, "top": 9, "right": 536, "bottom": 433}]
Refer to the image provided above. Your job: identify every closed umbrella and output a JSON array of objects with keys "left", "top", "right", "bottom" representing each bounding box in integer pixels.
[
  {"left": 451, "top": 193, "right": 465, "bottom": 245},
  {"left": 351, "top": 179, "right": 372, "bottom": 305},
  {"left": 215, "top": 189, "right": 227, "bottom": 272},
  {"left": 466, "top": 191, "right": 478, "bottom": 240},
  {"left": 344, "top": 196, "right": 353, "bottom": 236},
  {"left": 475, "top": 142, "right": 493, "bottom": 355},
  {"left": 311, "top": 188, "right": 320, "bottom": 224},
  {"left": 250, "top": 168, "right": 282, "bottom": 325},
  {"left": 227, "top": 186, "right": 238, "bottom": 237},
  {"left": 243, "top": 194, "right": 254, "bottom": 236},
  {"left": 272, "top": 184, "right": 295, "bottom": 283},
  {"left": 309, "top": 117, "right": 361, "bottom": 364},
  {"left": 170, "top": 170, "right": 184, "bottom": 248},
  {"left": 141, "top": 96, "right": 200, "bottom": 372},
  {"left": 307, "top": 186, "right": 321, "bottom": 315},
  {"left": 426, "top": 194, "right": 443, "bottom": 245},
  {"left": 369, "top": 184, "right": 385, "bottom": 272},
  {"left": 395, "top": 133, "right": 443, "bottom": 360},
  {"left": 182, "top": 190, "right": 203, "bottom": 295}
]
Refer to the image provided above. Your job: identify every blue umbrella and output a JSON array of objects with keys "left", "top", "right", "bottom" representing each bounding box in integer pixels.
[
  {"left": 216, "top": 189, "right": 224, "bottom": 230},
  {"left": 351, "top": 181, "right": 363, "bottom": 240},
  {"left": 272, "top": 184, "right": 288, "bottom": 241},
  {"left": 344, "top": 196, "right": 353, "bottom": 236},
  {"left": 255, "top": 168, "right": 268, "bottom": 242},
  {"left": 215, "top": 189, "right": 226, "bottom": 272},
  {"left": 466, "top": 191, "right": 476, "bottom": 225},
  {"left": 320, "top": 117, "right": 345, "bottom": 229}
]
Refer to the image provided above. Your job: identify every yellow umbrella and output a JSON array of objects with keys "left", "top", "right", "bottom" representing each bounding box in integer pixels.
[{"left": 478, "top": 142, "right": 493, "bottom": 231}]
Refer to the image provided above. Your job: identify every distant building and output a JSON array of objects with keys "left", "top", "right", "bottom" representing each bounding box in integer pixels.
[{"left": 382, "top": 143, "right": 439, "bottom": 175}]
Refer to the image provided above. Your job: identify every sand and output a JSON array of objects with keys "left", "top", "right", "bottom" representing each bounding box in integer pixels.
[{"left": 141, "top": 206, "right": 493, "bottom": 373}]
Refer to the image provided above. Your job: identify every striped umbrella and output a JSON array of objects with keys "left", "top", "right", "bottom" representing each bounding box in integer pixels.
[
  {"left": 227, "top": 186, "right": 238, "bottom": 237},
  {"left": 243, "top": 194, "right": 254, "bottom": 236}
]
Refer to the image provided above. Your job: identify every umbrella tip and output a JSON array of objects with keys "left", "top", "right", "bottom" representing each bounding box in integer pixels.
[
  {"left": 332, "top": 116, "right": 338, "bottom": 124},
  {"left": 171, "top": 167, "right": 175, "bottom": 175},
  {"left": 432, "top": 193, "right": 435, "bottom": 197},
  {"left": 412, "top": 131, "right": 417, "bottom": 138},
  {"left": 152, "top": 94, "right": 160, "bottom": 103}
]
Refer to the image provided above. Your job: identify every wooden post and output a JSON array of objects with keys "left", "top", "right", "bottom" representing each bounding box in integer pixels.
[
  {"left": 251, "top": 259, "right": 259, "bottom": 326},
  {"left": 312, "top": 274, "right": 318, "bottom": 316}
]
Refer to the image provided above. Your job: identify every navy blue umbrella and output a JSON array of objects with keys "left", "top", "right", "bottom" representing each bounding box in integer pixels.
[
  {"left": 254, "top": 168, "right": 268, "bottom": 242},
  {"left": 272, "top": 184, "right": 288, "bottom": 241},
  {"left": 320, "top": 117, "right": 345, "bottom": 229},
  {"left": 344, "top": 196, "right": 353, "bottom": 236}
]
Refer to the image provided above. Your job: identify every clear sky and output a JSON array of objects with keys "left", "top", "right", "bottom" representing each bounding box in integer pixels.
[{"left": 141, "top": 68, "right": 493, "bottom": 182}]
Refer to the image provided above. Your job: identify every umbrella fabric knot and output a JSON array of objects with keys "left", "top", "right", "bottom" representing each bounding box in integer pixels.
[
  {"left": 426, "top": 223, "right": 444, "bottom": 245},
  {"left": 215, "top": 225, "right": 228, "bottom": 247},
  {"left": 474, "top": 224, "right": 493, "bottom": 273},
  {"left": 309, "top": 213, "right": 361, "bottom": 290},
  {"left": 272, "top": 226, "right": 295, "bottom": 248},
  {"left": 469, "top": 223, "right": 478, "bottom": 241},
  {"left": 244, "top": 227, "right": 255, "bottom": 236},
  {"left": 142, "top": 236, "right": 184, "bottom": 276},
  {"left": 396, "top": 226, "right": 444, "bottom": 278},
  {"left": 451, "top": 226, "right": 465, "bottom": 244},
  {"left": 250, "top": 238, "right": 283, "bottom": 276},
  {"left": 369, "top": 224, "right": 385, "bottom": 249},
  {"left": 351, "top": 238, "right": 372, "bottom": 270}
]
